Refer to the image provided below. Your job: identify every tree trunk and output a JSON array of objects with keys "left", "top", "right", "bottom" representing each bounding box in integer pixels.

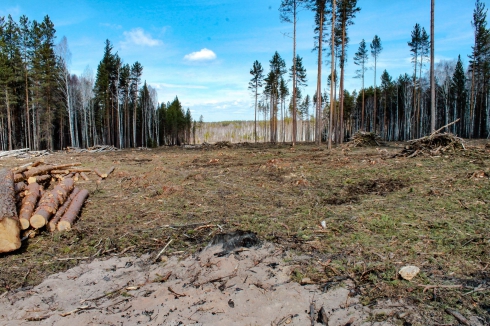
[
  {"left": 0, "top": 169, "right": 21, "bottom": 253},
  {"left": 19, "top": 182, "right": 41, "bottom": 230},
  {"left": 316, "top": 9, "right": 324, "bottom": 145},
  {"left": 48, "top": 187, "right": 81, "bottom": 232},
  {"left": 30, "top": 178, "right": 75, "bottom": 229},
  {"left": 58, "top": 189, "right": 89, "bottom": 232},
  {"left": 430, "top": 0, "right": 436, "bottom": 132},
  {"left": 328, "top": 0, "right": 336, "bottom": 149}
]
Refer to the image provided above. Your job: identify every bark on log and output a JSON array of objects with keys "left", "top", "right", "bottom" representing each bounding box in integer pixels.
[
  {"left": 0, "top": 169, "right": 21, "bottom": 253},
  {"left": 19, "top": 183, "right": 41, "bottom": 230},
  {"left": 48, "top": 187, "right": 81, "bottom": 232},
  {"left": 30, "top": 178, "right": 74, "bottom": 229},
  {"left": 15, "top": 182, "right": 26, "bottom": 193},
  {"left": 58, "top": 189, "right": 89, "bottom": 232},
  {"left": 80, "top": 172, "right": 90, "bottom": 181},
  {"left": 14, "top": 163, "right": 81, "bottom": 182}
]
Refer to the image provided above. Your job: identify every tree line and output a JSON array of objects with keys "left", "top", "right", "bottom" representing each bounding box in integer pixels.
[
  {"left": 250, "top": 0, "right": 489, "bottom": 145},
  {"left": 0, "top": 14, "right": 194, "bottom": 151}
]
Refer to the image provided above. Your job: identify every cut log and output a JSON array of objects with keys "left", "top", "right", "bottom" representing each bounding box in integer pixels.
[
  {"left": 103, "top": 166, "right": 115, "bottom": 179},
  {"left": 30, "top": 178, "right": 74, "bottom": 229},
  {"left": 15, "top": 182, "right": 26, "bottom": 193},
  {"left": 19, "top": 183, "right": 41, "bottom": 230},
  {"left": 58, "top": 189, "right": 89, "bottom": 232},
  {"left": 27, "top": 174, "right": 51, "bottom": 185},
  {"left": 0, "top": 169, "right": 21, "bottom": 253},
  {"left": 48, "top": 187, "right": 81, "bottom": 232},
  {"left": 80, "top": 172, "right": 90, "bottom": 181},
  {"left": 14, "top": 163, "right": 81, "bottom": 182}
]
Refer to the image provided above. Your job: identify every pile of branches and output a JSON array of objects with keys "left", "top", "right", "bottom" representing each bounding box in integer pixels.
[
  {"left": 395, "top": 120, "right": 465, "bottom": 158},
  {"left": 65, "top": 145, "right": 119, "bottom": 153},
  {"left": 347, "top": 131, "right": 382, "bottom": 147},
  {"left": 0, "top": 148, "right": 51, "bottom": 159},
  {"left": 0, "top": 161, "right": 115, "bottom": 254}
]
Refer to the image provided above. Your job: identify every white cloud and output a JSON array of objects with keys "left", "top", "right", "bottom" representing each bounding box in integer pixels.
[
  {"left": 122, "top": 28, "right": 162, "bottom": 47},
  {"left": 184, "top": 48, "right": 217, "bottom": 62}
]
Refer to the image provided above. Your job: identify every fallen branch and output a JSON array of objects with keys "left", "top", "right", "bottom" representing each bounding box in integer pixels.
[
  {"left": 444, "top": 308, "right": 470, "bottom": 326},
  {"left": 417, "top": 284, "right": 463, "bottom": 293},
  {"left": 168, "top": 286, "right": 186, "bottom": 297},
  {"left": 154, "top": 239, "right": 173, "bottom": 263}
]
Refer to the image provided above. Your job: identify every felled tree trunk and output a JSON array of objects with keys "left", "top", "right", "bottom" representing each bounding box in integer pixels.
[
  {"left": 19, "top": 183, "right": 41, "bottom": 230},
  {"left": 58, "top": 189, "right": 89, "bottom": 232},
  {"left": 30, "top": 178, "right": 74, "bottom": 229},
  {"left": 14, "top": 163, "right": 81, "bottom": 182},
  {"left": 0, "top": 169, "right": 21, "bottom": 253},
  {"left": 48, "top": 187, "right": 81, "bottom": 232}
]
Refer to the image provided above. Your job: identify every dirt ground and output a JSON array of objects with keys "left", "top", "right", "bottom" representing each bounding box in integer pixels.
[{"left": 0, "top": 140, "right": 489, "bottom": 325}]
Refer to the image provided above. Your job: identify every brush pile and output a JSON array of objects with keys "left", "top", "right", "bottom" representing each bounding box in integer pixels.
[
  {"left": 0, "top": 161, "right": 114, "bottom": 254},
  {"left": 0, "top": 148, "right": 50, "bottom": 159},
  {"left": 347, "top": 131, "right": 382, "bottom": 147},
  {"left": 65, "top": 145, "right": 119, "bottom": 153},
  {"left": 396, "top": 133, "right": 465, "bottom": 158}
]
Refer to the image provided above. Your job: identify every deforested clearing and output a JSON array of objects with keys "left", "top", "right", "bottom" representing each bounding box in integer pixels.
[{"left": 0, "top": 141, "right": 489, "bottom": 325}]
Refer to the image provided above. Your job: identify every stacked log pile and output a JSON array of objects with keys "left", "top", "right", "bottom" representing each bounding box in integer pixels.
[
  {"left": 0, "top": 162, "right": 115, "bottom": 253},
  {"left": 347, "top": 131, "right": 382, "bottom": 147}
]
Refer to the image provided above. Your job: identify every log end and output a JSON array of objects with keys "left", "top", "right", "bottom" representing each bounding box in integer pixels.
[
  {"left": 0, "top": 217, "right": 21, "bottom": 253},
  {"left": 57, "top": 221, "right": 71, "bottom": 232},
  {"left": 20, "top": 218, "right": 31, "bottom": 230},
  {"left": 30, "top": 214, "right": 48, "bottom": 229}
]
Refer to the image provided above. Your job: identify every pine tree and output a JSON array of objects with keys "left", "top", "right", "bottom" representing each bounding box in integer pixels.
[
  {"left": 353, "top": 39, "right": 368, "bottom": 130},
  {"left": 337, "top": 0, "right": 360, "bottom": 143},
  {"left": 248, "top": 60, "right": 264, "bottom": 143},
  {"left": 451, "top": 55, "right": 467, "bottom": 136},
  {"left": 310, "top": 0, "right": 329, "bottom": 144},
  {"left": 130, "top": 61, "right": 143, "bottom": 146},
  {"left": 370, "top": 35, "right": 382, "bottom": 133},
  {"left": 280, "top": 0, "right": 306, "bottom": 146}
]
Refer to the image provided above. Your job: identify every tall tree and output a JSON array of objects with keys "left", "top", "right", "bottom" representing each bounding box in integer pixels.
[
  {"left": 280, "top": 0, "right": 306, "bottom": 146},
  {"left": 269, "top": 52, "right": 287, "bottom": 143},
  {"left": 248, "top": 60, "right": 264, "bottom": 143},
  {"left": 310, "top": 0, "right": 328, "bottom": 145},
  {"left": 130, "top": 61, "right": 143, "bottom": 146},
  {"left": 337, "top": 0, "right": 360, "bottom": 143},
  {"left": 370, "top": 35, "right": 382, "bottom": 133},
  {"left": 451, "top": 55, "right": 467, "bottom": 135},
  {"left": 353, "top": 39, "right": 368, "bottom": 130},
  {"left": 328, "top": 0, "right": 336, "bottom": 149}
]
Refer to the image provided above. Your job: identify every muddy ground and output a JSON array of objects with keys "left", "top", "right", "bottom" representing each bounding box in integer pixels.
[{"left": 0, "top": 141, "right": 489, "bottom": 325}]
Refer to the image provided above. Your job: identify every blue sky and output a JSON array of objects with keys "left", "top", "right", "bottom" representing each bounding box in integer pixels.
[{"left": 0, "top": 0, "right": 481, "bottom": 122}]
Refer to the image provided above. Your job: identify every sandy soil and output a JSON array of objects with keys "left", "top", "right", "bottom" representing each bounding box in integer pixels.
[{"left": 0, "top": 241, "right": 418, "bottom": 326}]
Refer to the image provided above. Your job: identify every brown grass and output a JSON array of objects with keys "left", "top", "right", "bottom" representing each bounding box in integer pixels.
[{"left": 0, "top": 140, "right": 489, "bottom": 324}]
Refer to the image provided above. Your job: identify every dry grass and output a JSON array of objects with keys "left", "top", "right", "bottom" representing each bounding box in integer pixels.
[{"left": 0, "top": 141, "right": 489, "bottom": 324}]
